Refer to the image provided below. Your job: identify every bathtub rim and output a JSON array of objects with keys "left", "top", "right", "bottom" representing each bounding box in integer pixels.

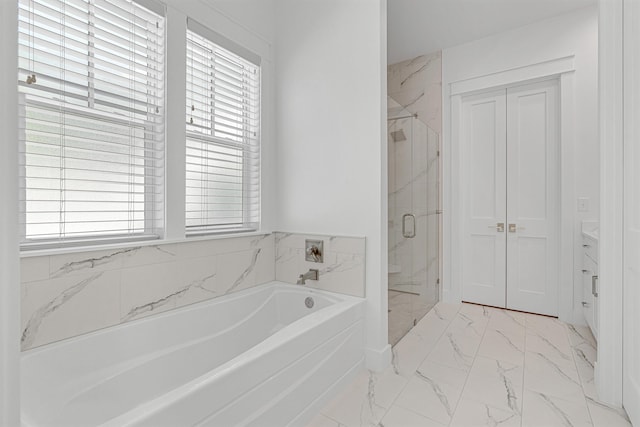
[{"left": 20, "top": 281, "right": 363, "bottom": 358}]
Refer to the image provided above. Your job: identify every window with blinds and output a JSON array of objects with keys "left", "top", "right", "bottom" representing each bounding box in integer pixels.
[
  {"left": 18, "top": 0, "right": 165, "bottom": 249},
  {"left": 186, "top": 21, "right": 261, "bottom": 235}
]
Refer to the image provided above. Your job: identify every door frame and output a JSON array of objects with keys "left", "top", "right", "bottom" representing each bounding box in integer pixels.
[
  {"left": 444, "top": 56, "right": 577, "bottom": 323},
  {"left": 596, "top": 0, "right": 624, "bottom": 408}
]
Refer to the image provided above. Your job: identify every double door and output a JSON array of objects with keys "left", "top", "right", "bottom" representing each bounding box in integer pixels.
[{"left": 461, "top": 79, "right": 559, "bottom": 316}]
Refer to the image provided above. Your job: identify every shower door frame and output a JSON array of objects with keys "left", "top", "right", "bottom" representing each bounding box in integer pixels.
[{"left": 387, "top": 112, "right": 441, "bottom": 343}]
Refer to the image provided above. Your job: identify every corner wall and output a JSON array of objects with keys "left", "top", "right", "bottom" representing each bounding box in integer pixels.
[
  {"left": 442, "top": 6, "right": 599, "bottom": 324},
  {"left": 0, "top": 1, "right": 21, "bottom": 424},
  {"left": 274, "top": 0, "right": 389, "bottom": 369}
]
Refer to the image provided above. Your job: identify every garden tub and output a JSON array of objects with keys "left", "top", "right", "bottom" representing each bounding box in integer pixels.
[{"left": 21, "top": 282, "right": 365, "bottom": 426}]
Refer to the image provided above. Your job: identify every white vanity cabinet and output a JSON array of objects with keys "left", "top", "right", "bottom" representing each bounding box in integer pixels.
[{"left": 582, "top": 232, "right": 599, "bottom": 340}]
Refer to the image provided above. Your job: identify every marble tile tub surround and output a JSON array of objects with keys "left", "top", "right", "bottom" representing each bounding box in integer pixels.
[
  {"left": 275, "top": 232, "right": 366, "bottom": 297},
  {"left": 20, "top": 234, "right": 276, "bottom": 350},
  {"left": 306, "top": 302, "right": 631, "bottom": 427}
]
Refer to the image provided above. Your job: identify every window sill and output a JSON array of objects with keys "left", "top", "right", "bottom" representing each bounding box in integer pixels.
[{"left": 20, "top": 230, "right": 272, "bottom": 259}]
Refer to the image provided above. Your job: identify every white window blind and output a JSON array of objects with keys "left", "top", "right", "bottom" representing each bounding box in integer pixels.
[
  {"left": 186, "top": 21, "right": 260, "bottom": 235},
  {"left": 18, "top": 0, "right": 165, "bottom": 249}
]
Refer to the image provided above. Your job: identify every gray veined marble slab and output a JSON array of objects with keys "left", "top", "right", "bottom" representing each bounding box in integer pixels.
[
  {"left": 380, "top": 404, "right": 447, "bottom": 427},
  {"left": 586, "top": 397, "right": 632, "bottom": 427},
  {"left": 572, "top": 340, "right": 598, "bottom": 400},
  {"left": 526, "top": 330, "right": 574, "bottom": 365},
  {"left": 390, "top": 302, "right": 458, "bottom": 378},
  {"left": 487, "top": 308, "right": 526, "bottom": 332},
  {"left": 525, "top": 312, "right": 568, "bottom": 338},
  {"left": 22, "top": 272, "right": 104, "bottom": 348},
  {"left": 320, "top": 369, "right": 407, "bottom": 427},
  {"left": 305, "top": 413, "right": 346, "bottom": 427},
  {"left": 216, "top": 249, "right": 262, "bottom": 295},
  {"left": 307, "top": 300, "right": 627, "bottom": 427},
  {"left": 462, "top": 356, "right": 524, "bottom": 416},
  {"left": 394, "top": 363, "right": 465, "bottom": 426},
  {"left": 274, "top": 232, "right": 366, "bottom": 297},
  {"left": 224, "top": 248, "right": 262, "bottom": 294},
  {"left": 477, "top": 327, "right": 525, "bottom": 366},
  {"left": 388, "top": 51, "right": 442, "bottom": 133},
  {"left": 567, "top": 324, "right": 597, "bottom": 348},
  {"left": 522, "top": 390, "right": 593, "bottom": 427},
  {"left": 426, "top": 329, "right": 479, "bottom": 372},
  {"left": 22, "top": 270, "right": 120, "bottom": 350},
  {"left": 20, "top": 255, "right": 50, "bottom": 283},
  {"left": 120, "top": 262, "right": 184, "bottom": 322},
  {"left": 20, "top": 233, "right": 277, "bottom": 349},
  {"left": 450, "top": 398, "right": 521, "bottom": 427},
  {"left": 327, "top": 235, "right": 365, "bottom": 256},
  {"left": 451, "top": 311, "right": 489, "bottom": 337},
  {"left": 524, "top": 349, "right": 584, "bottom": 404},
  {"left": 49, "top": 247, "right": 141, "bottom": 278},
  {"left": 122, "top": 272, "right": 217, "bottom": 322}
]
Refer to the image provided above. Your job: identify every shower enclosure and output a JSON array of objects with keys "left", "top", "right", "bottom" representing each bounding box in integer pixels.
[{"left": 388, "top": 102, "right": 440, "bottom": 345}]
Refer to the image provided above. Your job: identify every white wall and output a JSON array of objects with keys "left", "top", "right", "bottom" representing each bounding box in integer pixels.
[
  {"left": 442, "top": 6, "right": 599, "bottom": 324},
  {"left": 199, "top": 0, "right": 275, "bottom": 43},
  {"left": 597, "top": 0, "right": 624, "bottom": 408},
  {"left": 0, "top": 1, "right": 20, "bottom": 424},
  {"left": 275, "top": 0, "right": 390, "bottom": 369}
]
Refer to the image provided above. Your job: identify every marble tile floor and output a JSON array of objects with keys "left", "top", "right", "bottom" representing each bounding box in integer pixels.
[
  {"left": 306, "top": 302, "right": 632, "bottom": 427},
  {"left": 388, "top": 290, "right": 437, "bottom": 346}
]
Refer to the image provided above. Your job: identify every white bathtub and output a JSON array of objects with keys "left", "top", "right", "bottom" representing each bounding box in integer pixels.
[{"left": 21, "top": 282, "right": 365, "bottom": 427}]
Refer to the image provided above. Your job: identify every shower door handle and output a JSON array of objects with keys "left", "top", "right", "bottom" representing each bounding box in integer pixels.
[{"left": 402, "top": 213, "right": 416, "bottom": 238}]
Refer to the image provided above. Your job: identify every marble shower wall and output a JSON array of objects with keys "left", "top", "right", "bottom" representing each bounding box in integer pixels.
[
  {"left": 387, "top": 52, "right": 442, "bottom": 296},
  {"left": 20, "top": 234, "right": 275, "bottom": 350},
  {"left": 388, "top": 51, "right": 442, "bottom": 134},
  {"left": 274, "top": 232, "right": 366, "bottom": 297}
]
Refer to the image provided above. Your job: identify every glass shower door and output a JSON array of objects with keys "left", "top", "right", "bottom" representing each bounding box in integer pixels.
[
  {"left": 388, "top": 115, "right": 417, "bottom": 344},
  {"left": 388, "top": 109, "right": 440, "bottom": 346}
]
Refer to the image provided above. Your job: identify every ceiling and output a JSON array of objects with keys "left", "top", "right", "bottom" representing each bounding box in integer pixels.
[{"left": 387, "top": 0, "right": 596, "bottom": 64}]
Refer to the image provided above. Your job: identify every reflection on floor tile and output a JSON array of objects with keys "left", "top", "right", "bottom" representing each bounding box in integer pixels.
[
  {"left": 388, "top": 289, "right": 438, "bottom": 346},
  {"left": 306, "top": 302, "right": 632, "bottom": 427}
]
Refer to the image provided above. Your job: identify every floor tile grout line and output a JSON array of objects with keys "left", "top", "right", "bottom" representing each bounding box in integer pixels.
[
  {"left": 524, "top": 315, "right": 599, "bottom": 426},
  {"left": 565, "top": 322, "right": 598, "bottom": 426},
  {"left": 445, "top": 303, "right": 493, "bottom": 427},
  {"left": 382, "top": 302, "right": 462, "bottom": 426},
  {"left": 310, "top": 304, "right": 613, "bottom": 427},
  {"left": 520, "top": 318, "right": 528, "bottom": 427}
]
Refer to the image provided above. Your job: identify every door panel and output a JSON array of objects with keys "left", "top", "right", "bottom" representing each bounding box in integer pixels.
[
  {"left": 623, "top": 0, "right": 640, "bottom": 421},
  {"left": 461, "top": 81, "right": 559, "bottom": 315},
  {"left": 506, "top": 80, "right": 559, "bottom": 315},
  {"left": 461, "top": 90, "right": 507, "bottom": 307}
]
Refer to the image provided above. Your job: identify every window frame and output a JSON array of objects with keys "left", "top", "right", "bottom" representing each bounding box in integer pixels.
[
  {"left": 184, "top": 19, "right": 261, "bottom": 236},
  {"left": 17, "top": 0, "right": 167, "bottom": 251},
  {"left": 16, "top": 3, "right": 266, "bottom": 254}
]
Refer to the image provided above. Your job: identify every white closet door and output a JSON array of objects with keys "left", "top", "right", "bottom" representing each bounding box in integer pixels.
[
  {"left": 461, "top": 90, "right": 507, "bottom": 308},
  {"left": 505, "top": 80, "right": 559, "bottom": 316},
  {"left": 623, "top": 0, "right": 640, "bottom": 422}
]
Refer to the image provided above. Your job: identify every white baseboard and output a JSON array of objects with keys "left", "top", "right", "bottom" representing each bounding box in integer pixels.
[{"left": 365, "top": 344, "right": 391, "bottom": 372}]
